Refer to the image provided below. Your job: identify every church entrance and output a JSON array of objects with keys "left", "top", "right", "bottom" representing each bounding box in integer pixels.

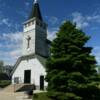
[
  {"left": 24, "top": 70, "right": 31, "bottom": 83},
  {"left": 40, "top": 75, "right": 44, "bottom": 90}
]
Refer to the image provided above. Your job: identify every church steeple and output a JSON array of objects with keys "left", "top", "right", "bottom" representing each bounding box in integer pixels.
[
  {"left": 29, "top": 0, "right": 43, "bottom": 21},
  {"left": 23, "top": 0, "right": 48, "bottom": 57}
]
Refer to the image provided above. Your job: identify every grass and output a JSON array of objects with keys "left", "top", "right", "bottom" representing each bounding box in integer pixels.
[{"left": 33, "top": 92, "right": 51, "bottom": 100}]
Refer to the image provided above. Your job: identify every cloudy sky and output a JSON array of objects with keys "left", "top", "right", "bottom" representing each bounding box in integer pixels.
[{"left": 0, "top": 0, "right": 100, "bottom": 65}]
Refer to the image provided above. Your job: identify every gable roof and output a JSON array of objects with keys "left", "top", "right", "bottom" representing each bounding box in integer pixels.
[{"left": 11, "top": 54, "right": 47, "bottom": 75}]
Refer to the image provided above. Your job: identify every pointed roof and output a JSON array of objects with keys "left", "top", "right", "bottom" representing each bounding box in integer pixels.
[{"left": 29, "top": 0, "right": 43, "bottom": 21}]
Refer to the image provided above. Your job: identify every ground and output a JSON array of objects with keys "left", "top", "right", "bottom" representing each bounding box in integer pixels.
[
  {"left": 0, "top": 87, "right": 49, "bottom": 100},
  {"left": 0, "top": 90, "right": 32, "bottom": 100}
]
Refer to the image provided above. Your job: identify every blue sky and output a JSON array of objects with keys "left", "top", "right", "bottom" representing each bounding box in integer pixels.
[{"left": 0, "top": 0, "right": 100, "bottom": 65}]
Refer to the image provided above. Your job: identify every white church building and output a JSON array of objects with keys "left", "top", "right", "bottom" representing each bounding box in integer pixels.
[{"left": 11, "top": 0, "right": 50, "bottom": 90}]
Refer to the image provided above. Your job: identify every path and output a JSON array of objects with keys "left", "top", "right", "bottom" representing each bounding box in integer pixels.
[
  {"left": 0, "top": 91, "right": 32, "bottom": 100},
  {"left": 0, "top": 84, "right": 45, "bottom": 100}
]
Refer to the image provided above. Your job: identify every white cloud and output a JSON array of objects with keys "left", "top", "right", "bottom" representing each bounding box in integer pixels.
[
  {"left": 44, "top": 16, "right": 59, "bottom": 40},
  {"left": 9, "top": 49, "right": 21, "bottom": 59},
  {"left": 47, "top": 28, "right": 58, "bottom": 41},
  {"left": 45, "top": 16, "right": 59, "bottom": 25},
  {"left": 72, "top": 12, "right": 100, "bottom": 29},
  {"left": 49, "top": 17, "right": 58, "bottom": 25},
  {"left": 0, "top": 48, "right": 21, "bottom": 65},
  {"left": 0, "top": 18, "right": 11, "bottom": 27},
  {"left": 0, "top": 32, "right": 22, "bottom": 43},
  {"left": 92, "top": 46, "right": 100, "bottom": 65},
  {"left": 87, "top": 15, "right": 100, "bottom": 23},
  {"left": 72, "top": 12, "right": 89, "bottom": 29},
  {"left": 25, "top": 2, "right": 30, "bottom": 7},
  {"left": 47, "top": 30, "right": 56, "bottom": 41},
  {"left": 0, "top": 32, "right": 22, "bottom": 65}
]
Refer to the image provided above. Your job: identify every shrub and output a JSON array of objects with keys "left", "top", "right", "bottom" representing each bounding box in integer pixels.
[
  {"left": 0, "top": 73, "right": 10, "bottom": 80},
  {"left": 0, "top": 80, "right": 11, "bottom": 88}
]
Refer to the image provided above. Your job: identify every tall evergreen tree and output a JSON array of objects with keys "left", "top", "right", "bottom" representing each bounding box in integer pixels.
[{"left": 46, "top": 21, "right": 100, "bottom": 100}]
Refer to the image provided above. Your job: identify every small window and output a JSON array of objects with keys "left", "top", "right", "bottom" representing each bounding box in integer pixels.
[{"left": 14, "top": 77, "right": 19, "bottom": 84}]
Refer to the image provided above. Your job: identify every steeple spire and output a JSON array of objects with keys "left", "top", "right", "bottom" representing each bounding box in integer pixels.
[{"left": 29, "top": 0, "right": 43, "bottom": 21}]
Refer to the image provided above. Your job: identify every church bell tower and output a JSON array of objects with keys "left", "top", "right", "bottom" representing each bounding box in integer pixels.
[{"left": 22, "top": 0, "right": 49, "bottom": 57}]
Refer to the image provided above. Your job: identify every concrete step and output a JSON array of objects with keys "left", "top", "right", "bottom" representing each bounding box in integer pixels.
[
  {"left": 3, "top": 84, "right": 37, "bottom": 93},
  {"left": 16, "top": 84, "right": 35, "bottom": 92}
]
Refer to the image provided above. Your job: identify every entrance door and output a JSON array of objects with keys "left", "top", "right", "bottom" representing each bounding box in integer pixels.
[
  {"left": 40, "top": 75, "right": 44, "bottom": 90},
  {"left": 24, "top": 70, "right": 31, "bottom": 83}
]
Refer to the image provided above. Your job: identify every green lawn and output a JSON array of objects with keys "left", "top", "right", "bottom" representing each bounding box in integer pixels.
[{"left": 33, "top": 92, "right": 51, "bottom": 100}]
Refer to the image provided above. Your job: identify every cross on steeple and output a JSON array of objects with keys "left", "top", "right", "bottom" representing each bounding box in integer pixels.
[{"left": 27, "top": 36, "right": 31, "bottom": 49}]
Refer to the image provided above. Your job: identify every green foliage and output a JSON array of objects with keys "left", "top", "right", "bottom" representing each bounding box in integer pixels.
[
  {"left": 47, "top": 91, "right": 82, "bottom": 100},
  {"left": 33, "top": 93, "right": 51, "bottom": 100},
  {"left": 0, "top": 80, "right": 11, "bottom": 88},
  {"left": 4, "top": 65, "right": 14, "bottom": 79},
  {"left": 0, "top": 73, "right": 9, "bottom": 80},
  {"left": 0, "top": 60, "right": 11, "bottom": 88},
  {"left": 46, "top": 21, "right": 100, "bottom": 100}
]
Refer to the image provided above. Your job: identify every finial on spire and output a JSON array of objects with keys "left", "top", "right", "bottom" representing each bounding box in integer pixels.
[{"left": 34, "top": 0, "right": 38, "bottom": 4}]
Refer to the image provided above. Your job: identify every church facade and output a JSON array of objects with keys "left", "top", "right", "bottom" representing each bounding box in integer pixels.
[{"left": 11, "top": 1, "right": 50, "bottom": 90}]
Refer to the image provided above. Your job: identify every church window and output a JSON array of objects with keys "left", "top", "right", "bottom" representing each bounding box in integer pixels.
[{"left": 14, "top": 77, "right": 19, "bottom": 84}]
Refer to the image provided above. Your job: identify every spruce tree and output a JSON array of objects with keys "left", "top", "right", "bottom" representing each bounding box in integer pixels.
[{"left": 46, "top": 21, "right": 100, "bottom": 100}]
